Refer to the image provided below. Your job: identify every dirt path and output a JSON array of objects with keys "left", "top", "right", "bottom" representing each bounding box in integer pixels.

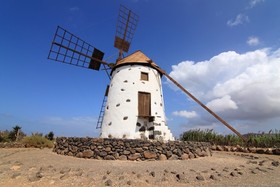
[{"left": 0, "top": 148, "right": 279, "bottom": 187}]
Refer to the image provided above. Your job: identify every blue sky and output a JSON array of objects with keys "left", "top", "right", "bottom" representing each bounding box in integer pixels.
[{"left": 1, "top": 0, "right": 280, "bottom": 138}]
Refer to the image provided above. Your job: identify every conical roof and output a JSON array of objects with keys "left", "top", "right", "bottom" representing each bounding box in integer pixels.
[{"left": 116, "top": 50, "right": 158, "bottom": 67}]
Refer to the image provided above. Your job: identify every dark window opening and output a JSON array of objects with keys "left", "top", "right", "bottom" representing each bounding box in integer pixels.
[{"left": 140, "top": 72, "right": 149, "bottom": 81}]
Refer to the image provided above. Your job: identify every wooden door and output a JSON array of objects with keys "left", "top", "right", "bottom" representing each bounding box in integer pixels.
[{"left": 138, "top": 92, "right": 151, "bottom": 117}]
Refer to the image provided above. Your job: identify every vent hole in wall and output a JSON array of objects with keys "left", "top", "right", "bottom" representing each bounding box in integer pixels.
[
  {"left": 124, "top": 80, "right": 128, "bottom": 83},
  {"left": 148, "top": 126, "right": 154, "bottom": 131},
  {"left": 126, "top": 99, "right": 131, "bottom": 102},
  {"left": 107, "top": 106, "right": 109, "bottom": 110},
  {"left": 123, "top": 116, "right": 128, "bottom": 120},
  {"left": 121, "top": 88, "right": 125, "bottom": 91},
  {"left": 116, "top": 103, "right": 120, "bottom": 107},
  {"left": 136, "top": 122, "right": 141, "bottom": 127},
  {"left": 139, "top": 126, "right": 146, "bottom": 132},
  {"left": 108, "top": 122, "right": 112, "bottom": 126}
]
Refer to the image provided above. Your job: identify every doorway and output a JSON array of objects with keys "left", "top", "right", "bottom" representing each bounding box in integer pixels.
[{"left": 138, "top": 92, "right": 151, "bottom": 117}]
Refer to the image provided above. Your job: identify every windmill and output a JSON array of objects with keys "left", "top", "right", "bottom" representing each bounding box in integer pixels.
[{"left": 47, "top": 5, "right": 246, "bottom": 142}]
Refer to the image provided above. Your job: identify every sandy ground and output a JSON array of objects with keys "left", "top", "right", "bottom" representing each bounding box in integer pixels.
[{"left": 0, "top": 148, "right": 279, "bottom": 187}]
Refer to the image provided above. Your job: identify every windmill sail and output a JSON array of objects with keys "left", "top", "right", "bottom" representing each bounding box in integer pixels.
[
  {"left": 114, "top": 5, "right": 139, "bottom": 59},
  {"left": 48, "top": 26, "right": 108, "bottom": 71},
  {"left": 89, "top": 48, "right": 104, "bottom": 70}
]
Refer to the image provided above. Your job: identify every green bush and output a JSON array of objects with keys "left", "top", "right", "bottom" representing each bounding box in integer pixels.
[
  {"left": 45, "top": 131, "right": 54, "bottom": 141},
  {"left": 21, "top": 135, "right": 54, "bottom": 148},
  {"left": 0, "top": 126, "right": 26, "bottom": 142},
  {"left": 180, "top": 129, "right": 280, "bottom": 148},
  {"left": 0, "top": 130, "right": 11, "bottom": 142}
]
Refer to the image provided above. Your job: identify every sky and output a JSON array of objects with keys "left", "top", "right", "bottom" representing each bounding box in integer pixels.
[{"left": 1, "top": 0, "right": 280, "bottom": 138}]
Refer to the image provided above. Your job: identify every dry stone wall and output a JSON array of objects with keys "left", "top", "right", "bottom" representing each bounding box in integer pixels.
[{"left": 53, "top": 137, "right": 212, "bottom": 161}]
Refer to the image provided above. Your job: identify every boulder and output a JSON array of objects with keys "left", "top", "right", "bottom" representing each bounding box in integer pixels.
[
  {"left": 119, "top": 155, "right": 127, "bottom": 160},
  {"left": 99, "top": 151, "right": 108, "bottom": 157},
  {"left": 256, "top": 149, "right": 265, "bottom": 154},
  {"left": 168, "top": 154, "right": 178, "bottom": 160},
  {"left": 76, "top": 152, "right": 83, "bottom": 158},
  {"left": 273, "top": 149, "right": 280, "bottom": 155},
  {"left": 128, "top": 153, "right": 141, "bottom": 161},
  {"left": 105, "top": 147, "right": 111, "bottom": 152},
  {"left": 248, "top": 147, "right": 257, "bottom": 153},
  {"left": 143, "top": 151, "right": 157, "bottom": 159},
  {"left": 188, "top": 152, "right": 195, "bottom": 159},
  {"left": 134, "top": 148, "right": 143, "bottom": 153},
  {"left": 216, "top": 145, "right": 224, "bottom": 151},
  {"left": 82, "top": 150, "right": 93, "bottom": 158},
  {"left": 181, "top": 153, "right": 189, "bottom": 160},
  {"left": 123, "top": 150, "right": 130, "bottom": 155},
  {"left": 159, "top": 154, "right": 167, "bottom": 161}
]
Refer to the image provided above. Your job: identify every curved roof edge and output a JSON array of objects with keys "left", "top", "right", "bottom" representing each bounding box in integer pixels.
[{"left": 111, "top": 50, "right": 162, "bottom": 75}]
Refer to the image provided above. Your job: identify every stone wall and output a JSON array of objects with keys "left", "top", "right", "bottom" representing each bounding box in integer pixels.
[
  {"left": 53, "top": 137, "right": 212, "bottom": 161},
  {"left": 211, "top": 144, "right": 280, "bottom": 155}
]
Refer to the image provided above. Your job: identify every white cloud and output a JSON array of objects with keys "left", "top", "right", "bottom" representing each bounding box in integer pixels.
[
  {"left": 169, "top": 48, "right": 280, "bottom": 132},
  {"left": 206, "top": 95, "right": 238, "bottom": 112},
  {"left": 249, "top": 0, "right": 265, "bottom": 8},
  {"left": 247, "top": 36, "right": 260, "bottom": 46},
  {"left": 227, "top": 14, "right": 249, "bottom": 27},
  {"left": 172, "top": 110, "right": 198, "bottom": 119}
]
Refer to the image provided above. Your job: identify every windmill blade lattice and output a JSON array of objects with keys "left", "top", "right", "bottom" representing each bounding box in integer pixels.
[
  {"left": 48, "top": 26, "right": 106, "bottom": 71},
  {"left": 114, "top": 5, "right": 139, "bottom": 58}
]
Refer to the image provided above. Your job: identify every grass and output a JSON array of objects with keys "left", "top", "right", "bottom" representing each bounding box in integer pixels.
[
  {"left": 21, "top": 134, "right": 54, "bottom": 148},
  {"left": 180, "top": 129, "right": 280, "bottom": 148}
]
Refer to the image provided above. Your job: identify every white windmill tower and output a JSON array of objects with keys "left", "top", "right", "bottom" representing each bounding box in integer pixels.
[
  {"left": 100, "top": 50, "right": 174, "bottom": 140},
  {"left": 47, "top": 5, "right": 246, "bottom": 142}
]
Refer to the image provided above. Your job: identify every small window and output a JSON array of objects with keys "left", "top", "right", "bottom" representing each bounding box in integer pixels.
[{"left": 140, "top": 72, "right": 149, "bottom": 81}]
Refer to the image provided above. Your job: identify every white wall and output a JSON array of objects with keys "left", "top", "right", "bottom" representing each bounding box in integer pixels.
[{"left": 100, "top": 64, "right": 174, "bottom": 141}]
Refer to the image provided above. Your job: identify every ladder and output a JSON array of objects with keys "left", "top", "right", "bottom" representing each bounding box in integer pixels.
[
  {"left": 96, "top": 95, "right": 107, "bottom": 129},
  {"left": 96, "top": 85, "right": 110, "bottom": 129}
]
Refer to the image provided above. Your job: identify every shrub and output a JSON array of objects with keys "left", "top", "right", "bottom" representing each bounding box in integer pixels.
[
  {"left": 21, "top": 135, "right": 54, "bottom": 148},
  {"left": 45, "top": 131, "right": 54, "bottom": 141},
  {"left": 180, "top": 129, "right": 280, "bottom": 148},
  {"left": 0, "top": 130, "right": 11, "bottom": 142}
]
